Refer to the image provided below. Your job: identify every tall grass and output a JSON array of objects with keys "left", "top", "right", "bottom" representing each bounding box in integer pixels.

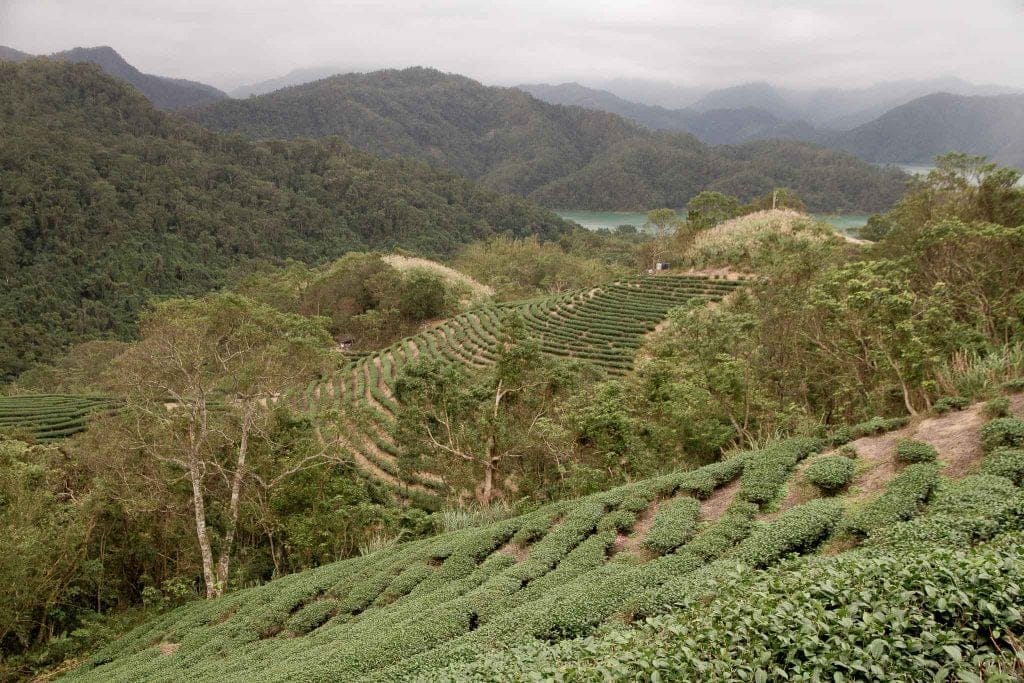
[
  {"left": 935, "top": 343, "right": 1024, "bottom": 399},
  {"left": 434, "top": 501, "right": 525, "bottom": 532}
]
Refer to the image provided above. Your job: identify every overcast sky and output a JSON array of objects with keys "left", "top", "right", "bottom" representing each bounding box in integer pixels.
[{"left": 1, "top": 0, "right": 1022, "bottom": 91}]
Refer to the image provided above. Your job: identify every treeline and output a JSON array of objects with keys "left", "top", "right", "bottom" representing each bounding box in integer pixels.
[
  {"left": 0, "top": 60, "right": 569, "bottom": 380},
  {"left": 186, "top": 67, "right": 909, "bottom": 212}
]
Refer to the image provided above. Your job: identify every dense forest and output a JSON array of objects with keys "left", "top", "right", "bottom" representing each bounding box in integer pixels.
[
  {"left": 186, "top": 67, "right": 908, "bottom": 212},
  {"left": 0, "top": 45, "right": 227, "bottom": 111},
  {"left": 0, "top": 60, "right": 570, "bottom": 380}
]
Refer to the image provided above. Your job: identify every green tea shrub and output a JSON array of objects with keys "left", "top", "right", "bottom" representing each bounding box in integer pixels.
[
  {"left": 983, "top": 396, "right": 1011, "bottom": 418},
  {"left": 803, "top": 455, "right": 856, "bottom": 493},
  {"left": 981, "top": 448, "right": 1024, "bottom": 485},
  {"left": 285, "top": 598, "right": 338, "bottom": 635},
  {"left": 849, "top": 415, "right": 909, "bottom": 438},
  {"left": 980, "top": 417, "right": 1024, "bottom": 453},
  {"left": 642, "top": 497, "right": 701, "bottom": 554},
  {"left": 932, "top": 396, "right": 969, "bottom": 414},
  {"left": 845, "top": 463, "right": 941, "bottom": 536},
  {"left": 894, "top": 439, "right": 938, "bottom": 464},
  {"left": 740, "top": 438, "right": 823, "bottom": 505},
  {"left": 596, "top": 510, "right": 636, "bottom": 534},
  {"left": 733, "top": 499, "right": 843, "bottom": 567}
]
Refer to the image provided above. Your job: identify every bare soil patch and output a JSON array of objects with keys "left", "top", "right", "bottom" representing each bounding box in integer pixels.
[{"left": 700, "top": 478, "right": 741, "bottom": 523}]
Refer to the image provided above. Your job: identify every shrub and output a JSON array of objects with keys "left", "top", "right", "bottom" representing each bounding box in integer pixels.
[
  {"left": 980, "top": 417, "right": 1024, "bottom": 453},
  {"left": 642, "top": 497, "right": 701, "bottom": 555},
  {"left": 983, "top": 397, "right": 1011, "bottom": 419},
  {"left": 932, "top": 396, "right": 969, "bottom": 414},
  {"left": 733, "top": 499, "right": 844, "bottom": 567},
  {"left": 981, "top": 448, "right": 1024, "bottom": 485},
  {"left": 803, "top": 455, "right": 856, "bottom": 494},
  {"left": 1001, "top": 378, "right": 1024, "bottom": 393},
  {"left": 844, "top": 463, "right": 941, "bottom": 536},
  {"left": 895, "top": 439, "right": 938, "bottom": 464},
  {"left": 740, "top": 438, "right": 823, "bottom": 506}
]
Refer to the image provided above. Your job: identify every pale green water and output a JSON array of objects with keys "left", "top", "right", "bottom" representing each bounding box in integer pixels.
[{"left": 556, "top": 210, "right": 869, "bottom": 234}]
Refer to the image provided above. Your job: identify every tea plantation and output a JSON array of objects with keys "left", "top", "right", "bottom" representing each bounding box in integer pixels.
[
  {"left": 0, "top": 394, "right": 118, "bottom": 442},
  {"left": 64, "top": 405, "right": 1024, "bottom": 681},
  {"left": 291, "top": 274, "right": 741, "bottom": 510}
]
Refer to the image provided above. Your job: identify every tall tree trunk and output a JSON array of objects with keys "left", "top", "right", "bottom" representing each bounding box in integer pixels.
[
  {"left": 189, "top": 458, "right": 218, "bottom": 599},
  {"left": 216, "top": 403, "right": 253, "bottom": 593}
]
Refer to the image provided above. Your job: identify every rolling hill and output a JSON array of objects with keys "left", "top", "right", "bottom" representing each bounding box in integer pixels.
[
  {"left": 518, "top": 82, "right": 818, "bottom": 145},
  {"left": 184, "top": 67, "right": 908, "bottom": 212},
  {"left": 829, "top": 92, "right": 1024, "bottom": 169},
  {"left": 63, "top": 394, "right": 1024, "bottom": 681},
  {"left": 0, "top": 45, "right": 227, "bottom": 110},
  {"left": 0, "top": 60, "right": 569, "bottom": 380}
]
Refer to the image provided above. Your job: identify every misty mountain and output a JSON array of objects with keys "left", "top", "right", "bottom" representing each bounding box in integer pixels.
[
  {"left": 0, "top": 45, "right": 227, "bottom": 110},
  {"left": 0, "top": 45, "right": 32, "bottom": 62},
  {"left": 828, "top": 92, "right": 1024, "bottom": 169},
  {"left": 595, "top": 77, "right": 1021, "bottom": 130},
  {"left": 185, "top": 67, "right": 905, "bottom": 212},
  {"left": 230, "top": 66, "right": 352, "bottom": 98},
  {"left": 519, "top": 82, "right": 819, "bottom": 146}
]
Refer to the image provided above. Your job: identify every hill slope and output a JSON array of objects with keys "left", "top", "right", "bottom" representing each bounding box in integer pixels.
[
  {"left": 65, "top": 395, "right": 1024, "bottom": 681},
  {"left": 519, "top": 82, "right": 820, "bottom": 145},
  {"left": 0, "top": 45, "right": 227, "bottom": 110},
  {"left": 829, "top": 92, "right": 1024, "bottom": 168},
  {"left": 185, "top": 67, "right": 907, "bottom": 212},
  {"left": 0, "top": 60, "right": 569, "bottom": 380}
]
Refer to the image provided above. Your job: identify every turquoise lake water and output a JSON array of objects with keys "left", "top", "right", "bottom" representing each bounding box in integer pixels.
[{"left": 556, "top": 210, "right": 870, "bottom": 235}]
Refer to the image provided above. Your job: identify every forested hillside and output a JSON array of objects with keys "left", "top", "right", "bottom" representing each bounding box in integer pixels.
[
  {"left": 829, "top": 92, "right": 1024, "bottom": 169},
  {"left": 186, "top": 67, "right": 907, "bottom": 212},
  {"left": 0, "top": 45, "right": 227, "bottom": 110},
  {"left": 0, "top": 60, "right": 569, "bottom": 380}
]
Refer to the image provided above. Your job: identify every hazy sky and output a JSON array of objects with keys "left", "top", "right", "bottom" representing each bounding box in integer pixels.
[{"left": 1, "top": 0, "right": 1022, "bottom": 91}]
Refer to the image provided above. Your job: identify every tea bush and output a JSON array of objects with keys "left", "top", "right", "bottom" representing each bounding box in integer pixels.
[
  {"left": 894, "top": 439, "right": 938, "bottom": 464},
  {"left": 981, "top": 448, "right": 1024, "bottom": 485},
  {"left": 980, "top": 417, "right": 1024, "bottom": 453},
  {"left": 845, "top": 463, "right": 941, "bottom": 536},
  {"left": 932, "top": 395, "right": 969, "bottom": 414},
  {"left": 732, "top": 499, "right": 843, "bottom": 567},
  {"left": 803, "top": 455, "right": 856, "bottom": 493},
  {"left": 642, "top": 497, "right": 701, "bottom": 554}
]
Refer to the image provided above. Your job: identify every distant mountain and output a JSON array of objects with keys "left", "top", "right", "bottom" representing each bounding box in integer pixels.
[
  {"left": 595, "top": 77, "right": 1021, "bottom": 130},
  {"left": 0, "top": 45, "right": 227, "bottom": 110},
  {"left": 230, "top": 66, "right": 351, "bottom": 98},
  {"left": 828, "top": 92, "right": 1024, "bottom": 169},
  {"left": 0, "top": 45, "right": 31, "bottom": 62},
  {"left": 186, "top": 67, "right": 906, "bottom": 213},
  {"left": 519, "top": 82, "right": 820, "bottom": 145},
  {"left": 586, "top": 77, "right": 707, "bottom": 109},
  {"left": 0, "top": 59, "right": 568, "bottom": 378}
]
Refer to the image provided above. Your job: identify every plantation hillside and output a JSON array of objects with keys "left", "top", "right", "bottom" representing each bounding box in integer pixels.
[
  {"left": 285, "top": 274, "right": 743, "bottom": 509},
  {"left": 65, "top": 394, "right": 1024, "bottom": 681},
  {"left": 0, "top": 60, "right": 569, "bottom": 380},
  {"left": 185, "top": 67, "right": 908, "bottom": 212}
]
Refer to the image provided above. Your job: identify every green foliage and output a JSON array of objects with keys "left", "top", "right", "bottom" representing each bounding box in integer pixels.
[
  {"left": 186, "top": 68, "right": 906, "bottom": 213},
  {"left": 894, "top": 439, "right": 938, "bottom": 464},
  {"left": 803, "top": 455, "right": 856, "bottom": 493},
  {"left": 845, "top": 463, "right": 942, "bottom": 536},
  {"left": 739, "top": 438, "right": 823, "bottom": 506},
  {"left": 983, "top": 397, "right": 1012, "bottom": 419},
  {"left": 932, "top": 395, "right": 969, "bottom": 414},
  {"left": 0, "top": 60, "right": 568, "bottom": 379},
  {"left": 733, "top": 499, "right": 844, "bottom": 567},
  {"left": 980, "top": 417, "right": 1024, "bottom": 453},
  {"left": 642, "top": 497, "right": 701, "bottom": 554},
  {"left": 684, "top": 191, "right": 742, "bottom": 231},
  {"left": 981, "top": 448, "right": 1024, "bottom": 485}
]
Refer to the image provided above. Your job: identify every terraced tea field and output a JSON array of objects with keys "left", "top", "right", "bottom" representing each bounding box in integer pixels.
[
  {"left": 291, "top": 275, "right": 742, "bottom": 509},
  {"left": 65, "top": 397, "right": 1024, "bottom": 682},
  {"left": 0, "top": 394, "right": 118, "bottom": 442}
]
